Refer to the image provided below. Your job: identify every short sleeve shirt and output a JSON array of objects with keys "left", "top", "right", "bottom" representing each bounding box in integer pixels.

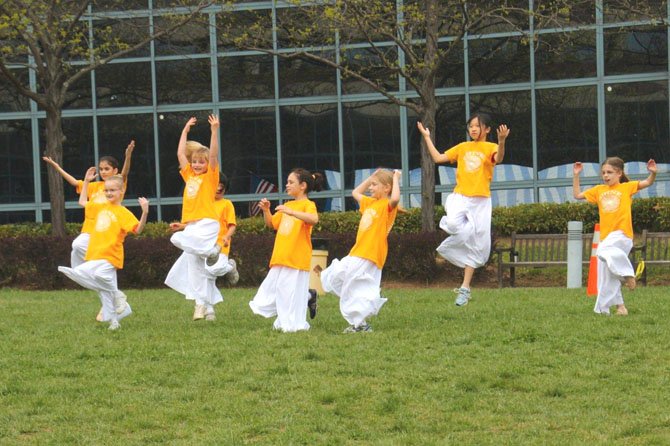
[
  {"left": 349, "top": 196, "right": 398, "bottom": 269},
  {"left": 444, "top": 141, "right": 498, "bottom": 197},
  {"left": 84, "top": 202, "right": 139, "bottom": 269},
  {"left": 269, "top": 199, "right": 317, "bottom": 271},
  {"left": 180, "top": 164, "right": 219, "bottom": 223},
  {"left": 583, "top": 181, "right": 639, "bottom": 240}
]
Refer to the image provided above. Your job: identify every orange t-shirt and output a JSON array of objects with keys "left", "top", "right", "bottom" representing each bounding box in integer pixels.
[
  {"left": 214, "top": 198, "right": 237, "bottom": 255},
  {"left": 444, "top": 141, "right": 498, "bottom": 197},
  {"left": 584, "top": 181, "right": 639, "bottom": 240},
  {"left": 84, "top": 201, "right": 139, "bottom": 269},
  {"left": 76, "top": 179, "right": 128, "bottom": 233},
  {"left": 349, "top": 196, "right": 398, "bottom": 269},
  {"left": 180, "top": 164, "right": 219, "bottom": 223},
  {"left": 269, "top": 199, "right": 317, "bottom": 271}
]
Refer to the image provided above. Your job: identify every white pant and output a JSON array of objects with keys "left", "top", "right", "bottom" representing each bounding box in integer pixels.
[
  {"left": 59, "top": 260, "right": 130, "bottom": 323},
  {"left": 167, "top": 218, "right": 220, "bottom": 302},
  {"left": 594, "top": 230, "right": 634, "bottom": 315},
  {"left": 436, "top": 193, "right": 492, "bottom": 269},
  {"left": 249, "top": 266, "right": 310, "bottom": 332},
  {"left": 165, "top": 252, "right": 224, "bottom": 306},
  {"left": 321, "top": 255, "right": 386, "bottom": 327},
  {"left": 71, "top": 233, "right": 90, "bottom": 268}
]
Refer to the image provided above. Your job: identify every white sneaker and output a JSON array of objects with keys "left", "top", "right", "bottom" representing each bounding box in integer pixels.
[
  {"left": 206, "top": 245, "right": 221, "bottom": 266},
  {"left": 205, "top": 311, "right": 216, "bottom": 321},
  {"left": 117, "top": 303, "right": 132, "bottom": 321},
  {"left": 193, "top": 304, "right": 206, "bottom": 321},
  {"left": 226, "top": 259, "right": 239, "bottom": 285},
  {"left": 108, "top": 320, "right": 120, "bottom": 331},
  {"left": 114, "top": 291, "right": 128, "bottom": 314}
]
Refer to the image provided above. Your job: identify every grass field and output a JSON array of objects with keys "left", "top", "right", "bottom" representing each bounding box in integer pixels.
[{"left": 1, "top": 286, "right": 670, "bottom": 445}]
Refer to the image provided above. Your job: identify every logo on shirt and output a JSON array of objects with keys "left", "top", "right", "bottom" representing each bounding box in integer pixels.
[
  {"left": 95, "top": 209, "right": 118, "bottom": 232},
  {"left": 185, "top": 176, "right": 203, "bottom": 199},
  {"left": 278, "top": 214, "right": 296, "bottom": 236},
  {"left": 600, "top": 190, "right": 622, "bottom": 213},
  {"left": 463, "top": 151, "right": 484, "bottom": 173},
  {"left": 359, "top": 208, "right": 378, "bottom": 232},
  {"left": 92, "top": 189, "right": 107, "bottom": 203}
]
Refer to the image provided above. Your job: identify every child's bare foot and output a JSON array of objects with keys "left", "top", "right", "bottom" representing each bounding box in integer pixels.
[
  {"left": 616, "top": 305, "right": 628, "bottom": 316},
  {"left": 623, "top": 276, "right": 636, "bottom": 290},
  {"left": 313, "top": 264, "right": 323, "bottom": 276}
]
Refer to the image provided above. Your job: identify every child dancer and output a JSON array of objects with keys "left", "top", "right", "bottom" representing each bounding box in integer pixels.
[
  {"left": 249, "top": 168, "right": 324, "bottom": 332},
  {"left": 573, "top": 157, "right": 656, "bottom": 316},
  {"left": 417, "top": 114, "right": 509, "bottom": 306},
  {"left": 165, "top": 115, "right": 222, "bottom": 320},
  {"left": 43, "top": 141, "right": 135, "bottom": 320},
  {"left": 166, "top": 173, "right": 239, "bottom": 321},
  {"left": 319, "top": 168, "right": 400, "bottom": 333},
  {"left": 58, "top": 168, "right": 149, "bottom": 330}
]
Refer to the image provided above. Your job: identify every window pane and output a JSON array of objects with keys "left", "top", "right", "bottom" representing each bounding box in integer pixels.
[
  {"left": 0, "top": 211, "right": 35, "bottom": 223},
  {"left": 97, "top": 114, "right": 156, "bottom": 198},
  {"left": 95, "top": 62, "right": 152, "bottom": 107},
  {"left": 278, "top": 53, "right": 337, "bottom": 98},
  {"left": 604, "top": 25, "right": 667, "bottom": 75},
  {"left": 155, "top": 58, "right": 212, "bottom": 104},
  {"left": 340, "top": 47, "right": 398, "bottom": 95},
  {"left": 535, "top": 2, "right": 595, "bottom": 26},
  {"left": 342, "top": 101, "right": 400, "bottom": 193},
  {"left": 0, "top": 120, "right": 33, "bottom": 204},
  {"left": 40, "top": 117, "right": 95, "bottom": 202},
  {"left": 217, "top": 9, "right": 273, "bottom": 51},
  {"left": 435, "top": 41, "right": 465, "bottom": 89},
  {"left": 536, "top": 87, "right": 598, "bottom": 174},
  {"left": 154, "top": 15, "right": 210, "bottom": 56},
  {"left": 0, "top": 69, "right": 30, "bottom": 112},
  {"left": 276, "top": 6, "right": 333, "bottom": 49},
  {"left": 468, "top": 35, "right": 530, "bottom": 85},
  {"left": 219, "top": 54, "right": 274, "bottom": 100},
  {"left": 606, "top": 81, "right": 669, "bottom": 163},
  {"left": 93, "top": 17, "right": 150, "bottom": 58},
  {"left": 62, "top": 75, "right": 93, "bottom": 110},
  {"left": 603, "top": 0, "right": 667, "bottom": 23},
  {"left": 535, "top": 30, "right": 596, "bottom": 80}
]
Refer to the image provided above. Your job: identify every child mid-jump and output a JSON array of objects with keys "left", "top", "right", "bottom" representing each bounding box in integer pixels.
[
  {"left": 44, "top": 141, "right": 135, "bottom": 321},
  {"left": 165, "top": 115, "right": 222, "bottom": 320},
  {"left": 417, "top": 114, "right": 509, "bottom": 306},
  {"left": 166, "top": 173, "right": 239, "bottom": 321},
  {"left": 320, "top": 168, "right": 401, "bottom": 333},
  {"left": 59, "top": 168, "right": 149, "bottom": 330},
  {"left": 573, "top": 157, "right": 657, "bottom": 316},
  {"left": 249, "top": 168, "right": 324, "bottom": 332}
]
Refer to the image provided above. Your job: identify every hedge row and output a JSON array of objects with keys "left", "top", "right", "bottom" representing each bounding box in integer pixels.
[
  {"left": 0, "top": 232, "right": 454, "bottom": 290},
  {"left": 1, "top": 197, "right": 669, "bottom": 238}
]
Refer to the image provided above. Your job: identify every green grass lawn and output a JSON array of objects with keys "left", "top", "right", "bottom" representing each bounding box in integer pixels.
[{"left": 1, "top": 286, "right": 670, "bottom": 445}]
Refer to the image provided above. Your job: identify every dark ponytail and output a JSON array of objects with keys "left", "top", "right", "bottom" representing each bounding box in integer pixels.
[
  {"left": 291, "top": 168, "right": 325, "bottom": 194},
  {"left": 603, "top": 157, "right": 629, "bottom": 183}
]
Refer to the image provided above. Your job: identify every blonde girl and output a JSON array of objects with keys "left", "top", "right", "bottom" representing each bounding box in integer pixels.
[
  {"left": 320, "top": 168, "right": 401, "bottom": 333},
  {"left": 573, "top": 157, "right": 657, "bottom": 315},
  {"left": 417, "top": 114, "right": 509, "bottom": 306},
  {"left": 59, "top": 169, "right": 149, "bottom": 330},
  {"left": 249, "top": 168, "right": 324, "bottom": 332},
  {"left": 165, "top": 115, "right": 222, "bottom": 320}
]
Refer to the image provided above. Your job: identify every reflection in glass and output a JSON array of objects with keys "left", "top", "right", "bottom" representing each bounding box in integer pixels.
[
  {"left": 603, "top": 0, "right": 667, "bottom": 23},
  {"left": 0, "top": 211, "right": 36, "bottom": 223},
  {"left": 97, "top": 114, "right": 156, "bottom": 197},
  {"left": 535, "top": 30, "right": 596, "bottom": 80},
  {"left": 343, "top": 101, "right": 400, "bottom": 191},
  {"left": 434, "top": 41, "right": 465, "bottom": 89},
  {"left": 469, "top": 35, "right": 530, "bottom": 85},
  {"left": 0, "top": 69, "right": 30, "bottom": 112},
  {"left": 219, "top": 54, "right": 274, "bottom": 100},
  {"left": 536, "top": 86, "right": 598, "bottom": 171},
  {"left": 62, "top": 74, "right": 93, "bottom": 110},
  {"left": 154, "top": 15, "right": 210, "bottom": 56},
  {"left": 217, "top": 9, "right": 273, "bottom": 51},
  {"left": 95, "top": 62, "right": 152, "bottom": 107},
  {"left": 276, "top": 6, "right": 332, "bottom": 49},
  {"left": 279, "top": 53, "right": 337, "bottom": 97},
  {"left": 93, "top": 17, "right": 150, "bottom": 58},
  {"left": 0, "top": 120, "right": 33, "bottom": 204},
  {"left": 340, "top": 47, "right": 398, "bottom": 95},
  {"left": 40, "top": 117, "right": 95, "bottom": 202},
  {"left": 156, "top": 58, "right": 212, "bottom": 104},
  {"left": 604, "top": 26, "right": 667, "bottom": 75},
  {"left": 606, "top": 81, "right": 669, "bottom": 163}
]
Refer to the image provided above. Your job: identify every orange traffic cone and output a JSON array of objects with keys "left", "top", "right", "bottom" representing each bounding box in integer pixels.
[{"left": 586, "top": 223, "right": 600, "bottom": 296}]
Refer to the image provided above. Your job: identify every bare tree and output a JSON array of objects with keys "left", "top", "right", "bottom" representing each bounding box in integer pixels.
[
  {"left": 0, "top": 0, "right": 211, "bottom": 236},
  {"left": 218, "top": 0, "right": 665, "bottom": 231}
]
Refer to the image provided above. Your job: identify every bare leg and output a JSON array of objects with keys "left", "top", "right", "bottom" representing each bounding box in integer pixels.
[{"left": 461, "top": 266, "right": 475, "bottom": 289}]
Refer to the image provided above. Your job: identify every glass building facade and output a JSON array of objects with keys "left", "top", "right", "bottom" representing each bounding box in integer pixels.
[{"left": 1, "top": 1, "right": 668, "bottom": 224}]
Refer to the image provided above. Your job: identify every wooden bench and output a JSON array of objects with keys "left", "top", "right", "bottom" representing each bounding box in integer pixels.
[
  {"left": 495, "top": 232, "right": 594, "bottom": 288},
  {"left": 630, "top": 230, "right": 670, "bottom": 285}
]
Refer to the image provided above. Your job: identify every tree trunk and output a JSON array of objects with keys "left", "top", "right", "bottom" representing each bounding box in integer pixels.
[
  {"left": 419, "top": 0, "right": 439, "bottom": 232},
  {"left": 44, "top": 108, "right": 67, "bottom": 237}
]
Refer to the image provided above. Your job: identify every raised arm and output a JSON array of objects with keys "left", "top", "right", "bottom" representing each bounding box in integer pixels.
[
  {"left": 120, "top": 140, "right": 135, "bottom": 181},
  {"left": 638, "top": 159, "right": 657, "bottom": 190},
  {"left": 79, "top": 167, "right": 97, "bottom": 207},
  {"left": 135, "top": 197, "right": 150, "bottom": 234},
  {"left": 417, "top": 122, "right": 450, "bottom": 164},
  {"left": 258, "top": 198, "right": 274, "bottom": 229},
  {"left": 208, "top": 114, "right": 220, "bottom": 169},
  {"left": 389, "top": 170, "right": 401, "bottom": 209},
  {"left": 572, "top": 162, "right": 586, "bottom": 200},
  {"left": 42, "top": 156, "right": 80, "bottom": 187},
  {"left": 494, "top": 125, "right": 510, "bottom": 164},
  {"left": 352, "top": 169, "right": 380, "bottom": 203},
  {"left": 178, "top": 117, "right": 197, "bottom": 170}
]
